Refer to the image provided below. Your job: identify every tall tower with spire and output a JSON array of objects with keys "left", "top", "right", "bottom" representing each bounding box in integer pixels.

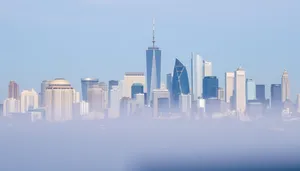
[
  {"left": 281, "top": 69, "right": 290, "bottom": 102},
  {"left": 146, "top": 18, "right": 161, "bottom": 105}
]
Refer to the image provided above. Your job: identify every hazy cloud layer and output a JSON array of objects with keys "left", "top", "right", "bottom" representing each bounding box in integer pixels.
[{"left": 0, "top": 119, "right": 300, "bottom": 170}]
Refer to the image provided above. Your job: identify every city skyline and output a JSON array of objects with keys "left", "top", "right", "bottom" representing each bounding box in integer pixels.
[{"left": 1, "top": 0, "right": 299, "bottom": 102}]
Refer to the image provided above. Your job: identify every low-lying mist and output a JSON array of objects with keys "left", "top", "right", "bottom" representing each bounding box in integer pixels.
[{"left": 0, "top": 118, "right": 299, "bottom": 170}]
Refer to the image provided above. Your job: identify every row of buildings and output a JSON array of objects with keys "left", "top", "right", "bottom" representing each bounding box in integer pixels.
[{"left": 1, "top": 21, "right": 297, "bottom": 122}]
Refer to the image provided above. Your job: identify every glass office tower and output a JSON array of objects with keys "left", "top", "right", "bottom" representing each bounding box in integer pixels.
[
  {"left": 256, "top": 84, "right": 265, "bottom": 102},
  {"left": 203, "top": 76, "right": 219, "bottom": 99},
  {"left": 171, "top": 59, "right": 190, "bottom": 107},
  {"left": 146, "top": 47, "right": 161, "bottom": 104}
]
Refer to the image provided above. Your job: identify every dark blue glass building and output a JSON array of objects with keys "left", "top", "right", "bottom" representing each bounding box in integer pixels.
[
  {"left": 166, "top": 73, "right": 172, "bottom": 94},
  {"left": 256, "top": 84, "right": 265, "bottom": 102},
  {"left": 203, "top": 76, "right": 219, "bottom": 99},
  {"left": 271, "top": 84, "right": 282, "bottom": 108},
  {"left": 146, "top": 47, "right": 161, "bottom": 103},
  {"left": 108, "top": 80, "right": 119, "bottom": 108},
  {"left": 171, "top": 59, "right": 190, "bottom": 107},
  {"left": 131, "top": 83, "right": 144, "bottom": 99}
]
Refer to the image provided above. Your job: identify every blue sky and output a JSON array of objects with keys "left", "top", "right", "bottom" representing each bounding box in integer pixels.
[{"left": 0, "top": 0, "right": 299, "bottom": 101}]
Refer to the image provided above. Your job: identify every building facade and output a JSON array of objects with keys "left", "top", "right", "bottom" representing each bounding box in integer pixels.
[
  {"left": 20, "top": 89, "right": 39, "bottom": 113},
  {"left": 45, "top": 78, "right": 74, "bottom": 122},
  {"left": 109, "top": 85, "right": 121, "bottom": 118},
  {"left": 87, "top": 84, "right": 106, "bottom": 113},
  {"left": 281, "top": 70, "right": 290, "bottom": 102},
  {"left": 108, "top": 80, "right": 119, "bottom": 108},
  {"left": 81, "top": 78, "right": 99, "bottom": 102},
  {"left": 131, "top": 83, "right": 144, "bottom": 99},
  {"left": 256, "top": 84, "right": 265, "bottom": 102},
  {"left": 191, "top": 53, "right": 203, "bottom": 101},
  {"left": 234, "top": 67, "right": 246, "bottom": 113},
  {"left": 152, "top": 89, "right": 170, "bottom": 118},
  {"left": 72, "top": 89, "right": 80, "bottom": 103},
  {"left": 171, "top": 59, "right": 190, "bottom": 107},
  {"left": 203, "top": 60, "right": 212, "bottom": 77},
  {"left": 39, "top": 80, "right": 51, "bottom": 107},
  {"left": 8, "top": 81, "right": 19, "bottom": 99},
  {"left": 203, "top": 76, "right": 219, "bottom": 99},
  {"left": 271, "top": 84, "right": 282, "bottom": 108},
  {"left": 166, "top": 73, "right": 172, "bottom": 94},
  {"left": 225, "top": 72, "right": 235, "bottom": 103},
  {"left": 123, "top": 72, "right": 145, "bottom": 98},
  {"left": 3, "top": 98, "right": 20, "bottom": 116},
  {"left": 246, "top": 79, "right": 256, "bottom": 101},
  {"left": 217, "top": 87, "right": 225, "bottom": 101}
]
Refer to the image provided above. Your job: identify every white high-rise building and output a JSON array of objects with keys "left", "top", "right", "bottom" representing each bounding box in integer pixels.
[
  {"left": 45, "top": 78, "right": 74, "bottom": 122},
  {"left": 72, "top": 90, "right": 80, "bottom": 103},
  {"left": 179, "top": 94, "right": 192, "bottom": 116},
  {"left": 109, "top": 85, "right": 121, "bottom": 118},
  {"left": 225, "top": 72, "right": 235, "bottom": 103},
  {"left": 203, "top": 60, "right": 212, "bottom": 77},
  {"left": 191, "top": 53, "right": 203, "bottom": 101},
  {"left": 152, "top": 89, "right": 170, "bottom": 118},
  {"left": 20, "top": 89, "right": 39, "bottom": 113},
  {"left": 246, "top": 79, "right": 256, "bottom": 101},
  {"left": 281, "top": 70, "right": 290, "bottom": 102},
  {"left": 123, "top": 72, "right": 145, "bottom": 98},
  {"left": 217, "top": 87, "right": 225, "bottom": 101},
  {"left": 234, "top": 67, "right": 246, "bottom": 113},
  {"left": 3, "top": 98, "right": 20, "bottom": 116},
  {"left": 73, "top": 101, "right": 89, "bottom": 117}
]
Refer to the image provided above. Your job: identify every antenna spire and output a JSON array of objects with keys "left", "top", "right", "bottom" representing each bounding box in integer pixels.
[{"left": 152, "top": 18, "right": 155, "bottom": 47}]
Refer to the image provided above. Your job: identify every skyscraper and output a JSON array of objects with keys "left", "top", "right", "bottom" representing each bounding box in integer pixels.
[
  {"left": 146, "top": 19, "right": 161, "bottom": 104},
  {"left": 203, "top": 60, "right": 212, "bottom": 77},
  {"left": 171, "top": 59, "right": 190, "bottom": 107},
  {"left": 191, "top": 53, "right": 203, "bottom": 101},
  {"left": 98, "top": 82, "right": 108, "bottom": 109},
  {"left": 179, "top": 94, "right": 192, "bottom": 115},
  {"left": 225, "top": 72, "right": 235, "bottom": 103},
  {"left": 123, "top": 72, "right": 145, "bottom": 98},
  {"left": 72, "top": 90, "right": 80, "bottom": 103},
  {"left": 246, "top": 79, "right": 256, "bottom": 101},
  {"left": 234, "top": 67, "right": 246, "bottom": 113},
  {"left": 109, "top": 85, "right": 121, "bottom": 118},
  {"left": 203, "top": 76, "right": 219, "bottom": 99},
  {"left": 217, "top": 87, "right": 225, "bottom": 101},
  {"left": 3, "top": 98, "right": 20, "bottom": 116},
  {"left": 131, "top": 83, "right": 144, "bottom": 99},
  {"left": 45, "top": 78, "right": 74, "bottom": 122},
  {"left": 256, "top": 84, "right": 265, "bottom": 102},
  {"left": 281, "top": 70, "right": 290, "bottom": 102},
  {"left": 152, "top": 89, "right": 170, "bottom": 118},
  {"left": 81, "top": 78, "right": 99, "bottom": 102},
  {"left": 87, "top": 84, "right": 106, "bottom": 113},
  {"left": 8, "top": 81, "right": 19, "bottom": 99},
  {"left": 166, "top": 73, "right": 172, "bottom": 94},
  {"left": 108, "top": 80, "right": 119, "bottom": 108},
  {"left": 40, "top": 80, "right": 51, "bottom": 107},
  {"left": 20, "top": 89, "right": 39, "bottom": 113},
  {"left": 271, "top": 84, "right": 282, "bottom": 108}
]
